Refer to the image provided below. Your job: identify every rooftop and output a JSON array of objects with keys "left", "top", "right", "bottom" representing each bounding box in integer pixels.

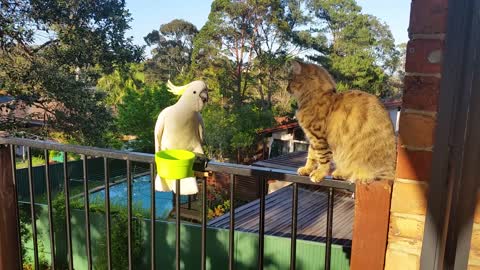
[
  {"left": 254, "top": 151, "right": 308, "bottom": 171},
  {"left": 208, "top": 184, "right": 354, "bottom": 246}
]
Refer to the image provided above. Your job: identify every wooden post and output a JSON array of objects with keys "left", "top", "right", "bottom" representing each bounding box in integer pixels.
[
  {"left": 350, "top": 180, "right": 393, "bottom": 270},
  {"left": 0, "top": 145, "right": 21, "bottom": 270}
]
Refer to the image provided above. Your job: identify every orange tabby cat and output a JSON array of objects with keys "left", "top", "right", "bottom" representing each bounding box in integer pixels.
[{"left": 286, "top": 60, "right": 396, "bottom": 183}]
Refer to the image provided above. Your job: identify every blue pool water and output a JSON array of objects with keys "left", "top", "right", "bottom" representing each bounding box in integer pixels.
[{"left": 89, "top": 175, "right": 188, "bottom": 219}]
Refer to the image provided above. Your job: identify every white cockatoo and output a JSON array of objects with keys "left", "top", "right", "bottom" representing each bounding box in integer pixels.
[{"left": 154, "top": 80, "right": 208, "bottom": 195}]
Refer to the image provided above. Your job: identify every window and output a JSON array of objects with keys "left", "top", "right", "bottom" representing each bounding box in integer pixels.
[
  {"left": 294, "top": 142, "right": 309, "bottom": 152},
  {"left": 270, "top": 139, "right": 289, "bottom": 158},
  {"left": 293, "top": 128, "right": 306, "bottom": 141}
]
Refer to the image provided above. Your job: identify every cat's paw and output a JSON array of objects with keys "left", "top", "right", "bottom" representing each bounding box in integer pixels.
[
  {"left": 298, "top": 166, "right": 314, "bottom": 176},
  {"left": 331, "top": 170, "right": 347, "bottom": 180},
  {"left": 309, "top": 169, "right": 327, "bottom": 182},
  {"left": 355, "top": 178, "right": 375, "bottom": 184}
]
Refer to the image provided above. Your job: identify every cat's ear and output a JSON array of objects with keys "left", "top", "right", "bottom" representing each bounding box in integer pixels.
[{"left": 286, "top": 59, "right": 302, "bottom": 75}]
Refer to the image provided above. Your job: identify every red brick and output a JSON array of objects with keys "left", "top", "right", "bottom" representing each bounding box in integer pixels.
[
  {"left": 409, "top": 0, "right": 448, "bottom": 35},
  {"left": 403, "top": 76, "right": 440, "bottom": 112},
  {"left": 398, "top": 113, "right": 436, "bottom": 148},
  {"left": 396, "top": 144, "right": 433, "bottom": 182},
  {"left": 405, "top": 39, "right": 444, "bottom": 74}
]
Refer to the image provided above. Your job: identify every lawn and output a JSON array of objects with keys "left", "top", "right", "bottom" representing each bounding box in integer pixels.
[{"left": 16, "top": 156, "right": 46, "bottom": 169}]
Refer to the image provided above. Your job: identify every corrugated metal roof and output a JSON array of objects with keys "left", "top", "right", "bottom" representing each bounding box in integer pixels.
[
  {"left": 0, "top": 95, "right": 14, "bottom": 104},
  {"left": 208, "top": 185, "right": 354, "bottom": 246},
  {"left": 254, "top": 151, "right": 308, "bottom": 171}
]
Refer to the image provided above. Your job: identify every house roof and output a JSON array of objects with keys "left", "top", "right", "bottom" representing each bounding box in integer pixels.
[
  {"left": 257, "top": 122, "right": 299, "bottom": 135},
  {"left": 208, "top": 184, "right": 354, "bottom": 245},
  {"left": 0, "top": 96, "right": 57, "bottom": 126},
  {"left": 208, "top": 151, "right": 355, "bottom": 245},
  {"left": 383, "top": 99, "right": 402, "bottom": 109},
  {"left": 254, "top": 151, "right": 307, "bottom": 171}
]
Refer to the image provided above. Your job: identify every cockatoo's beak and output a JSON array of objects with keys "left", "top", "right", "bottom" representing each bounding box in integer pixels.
[{"left": 200, "top": 89, "right": 209, "bottom": 103}]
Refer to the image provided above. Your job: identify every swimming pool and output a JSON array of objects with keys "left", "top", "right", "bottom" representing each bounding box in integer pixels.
[{"left": 89, "top": 174, "right": 188, "bottom": 219}]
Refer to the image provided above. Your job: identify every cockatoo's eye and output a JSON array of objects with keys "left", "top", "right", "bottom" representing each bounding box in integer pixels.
[{"left": 193, "top": 91, "right": 197, "bottom": 94}]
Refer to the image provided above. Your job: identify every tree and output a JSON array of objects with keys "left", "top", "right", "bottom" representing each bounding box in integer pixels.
[
  {"left": 190, "top": 0, "right": 310, "bottom": 161},
  {"left": 389, "top": 42, "right": 407, "bottom": 96},
  {"left": 202, "top": 103, "right": 274, "bottom": 162},
  {"left": 116, "top": 84, "right": 176, "bottom": 153},
  {"left": 304, "top": 0, "right": 400, "bottom": 97},
  {"left": 144, "top": 19, "right": 198, "bottom": 84},
  {"left": 0, "top": 0, "right": 143, "bottom": 146},
  {"left": 191, "top": 0, "right": 305, "bottom": 108},
  {"left": 96, "top": 63, "right": 146, "bottom": 107}
]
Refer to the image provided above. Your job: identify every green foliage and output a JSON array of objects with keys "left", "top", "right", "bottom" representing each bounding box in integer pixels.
[
  {"left": 305, "top": 0, "right": 400, "bottom": 97},
  {"left": 144, "top": 19, "right": 198, "bottom": 84},
  {"left": 203, "top": 103, "right": 274, "bottom": 162},
  {"left": 0, "top": 0, "right": 143, "bottom": 146},
  {"left": 2, "top": 0, "right": 401, "bottom": 164},
  {"left": 207, "top": 199, "right": 231, "bottom": 220},
  {"left": 202, "top": 104, "right": 235, "bottom": 160},
  {"left": 95, "top": 207, "right": 145, "bottom": 270},
  {"left": 16, "top": 156, "right": 45, "bottom": 169},
  {"left": 185, "top": 0, "right": 399, "bottom": 161},
  {"left": 230, "top": 104, "right": 274, "bottom": 149},
  {"left": 96, "top": 63, "right": 146, "bottom": 106},
  {"left": 52, "top": 191, "right": 146, "bottom": 270},
  {"left": 116, "top": 84, "right": 176, "bottom": 152},
  {"left": 192, "top": 0, "right": 301, "bottom": 105},
  {"left": 18, "top": 208, "right": 32, "bottom": 263},
  {"left": 18, "top": 205, "right": 51, "bottom": 270}
]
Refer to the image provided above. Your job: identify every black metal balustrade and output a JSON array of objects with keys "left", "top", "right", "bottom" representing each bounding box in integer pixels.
[{"left": 0, "top": 137, "right": 354, "bottom": 270}]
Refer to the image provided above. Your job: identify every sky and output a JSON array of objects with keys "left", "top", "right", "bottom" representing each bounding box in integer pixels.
[{"left": 125, "top": 0, "right": 411, "bottom": 53}]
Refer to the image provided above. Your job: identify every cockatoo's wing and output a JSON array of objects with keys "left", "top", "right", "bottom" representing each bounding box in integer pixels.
[
  {"left": 154, "top": 110, "right": 166, "bottom": 152},
  {"left": 196, "top": 112, "right": 205, "bottom": 144}
]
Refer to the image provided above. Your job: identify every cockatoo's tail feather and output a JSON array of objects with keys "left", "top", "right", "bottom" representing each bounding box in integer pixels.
[{"left": 167, "top": 80, "right": 189, "bottom": 96}]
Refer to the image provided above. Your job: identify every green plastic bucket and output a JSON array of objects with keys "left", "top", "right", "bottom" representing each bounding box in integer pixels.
[{"left": 155, "top": 149, "right": 195, "bottom": 179}]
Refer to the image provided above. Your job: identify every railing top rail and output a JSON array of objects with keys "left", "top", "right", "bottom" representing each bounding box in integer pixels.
[
  {"left": 1, "top": 137, "right": 355, "bottom": 191},
  {"left": 206, "top": 161, "right": 355, "bottom": 191},
  {"left": 0, "top": 137, "right": 155, "bottom": 163}
]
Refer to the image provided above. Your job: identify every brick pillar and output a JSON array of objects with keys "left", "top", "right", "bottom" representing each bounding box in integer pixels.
[{"left": 384, "top": 0, "right": 448, "bottom": 269}]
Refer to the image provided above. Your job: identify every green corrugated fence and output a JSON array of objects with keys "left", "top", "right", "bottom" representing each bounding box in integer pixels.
[{"left": 21, "top": 204, "right": 351, "bottom": 270}]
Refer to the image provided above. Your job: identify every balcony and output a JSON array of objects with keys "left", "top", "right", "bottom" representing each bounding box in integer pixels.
[{"left": 0, "top": 137, "right": 391, "bottom": 270}]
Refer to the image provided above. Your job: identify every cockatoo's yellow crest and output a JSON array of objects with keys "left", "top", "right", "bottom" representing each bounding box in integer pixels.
[{"left": 167, "top": 80, "right": 189, "bottom": 96}]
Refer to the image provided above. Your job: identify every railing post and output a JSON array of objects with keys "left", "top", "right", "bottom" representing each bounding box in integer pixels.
[
  {"left": 350, "top": 180, "right": 393, "bottom": 270},
  {"left": 0, "top": 144, "right": 21, "bottom": 270}
]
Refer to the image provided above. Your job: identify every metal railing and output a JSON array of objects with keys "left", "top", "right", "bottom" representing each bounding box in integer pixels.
[{"left": 0, "top": 137, "right": 355, "bottom": 270}]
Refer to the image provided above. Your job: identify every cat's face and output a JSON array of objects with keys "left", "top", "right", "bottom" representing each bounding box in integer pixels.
[
  {"left": 286, "top": 60, "right": 336, "bottom": 100},
  {"left": 286, "top": 60, "right": 306, "bottom": 98}
]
